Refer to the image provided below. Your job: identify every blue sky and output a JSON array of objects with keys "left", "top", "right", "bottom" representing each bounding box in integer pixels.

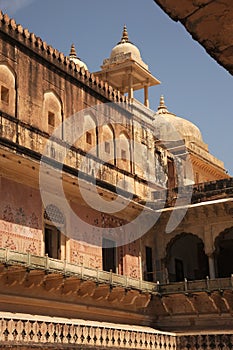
[{"left": 1, "top": 0, "right": 233, "bottom": 175}]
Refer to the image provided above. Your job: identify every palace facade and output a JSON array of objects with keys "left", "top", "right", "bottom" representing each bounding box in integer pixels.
[{"left": 1, "top": 11, "right": 233, "bottom": 350}]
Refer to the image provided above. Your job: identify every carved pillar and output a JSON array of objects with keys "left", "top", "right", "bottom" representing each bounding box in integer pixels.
[
  {"left": 144, "top": 84, "right": 149, "bottom": 107},
  {"left": 128, "top": 73, "right": 133, "bottom": 102},
  {"left": 139, "top": 237, "right": 143, "bottom": 280},
  {"left": 208, "top": 253, "right": 215, "bottom": 279},
  {"left": 204, "top": 225, "right": 216, "bottom": 279}
]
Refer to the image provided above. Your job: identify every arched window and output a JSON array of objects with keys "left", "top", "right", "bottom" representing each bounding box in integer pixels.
[
  {"left": 99, "top": 124, "right": 115, "bottom": 164},
  {"left": 0, "top": 64, "right": 16, "bottom": 116},
  {"left": 42, "top": 91, "right": 62, "bottom": 136},
  {"left": 82, "top": 114, "right": 98, "bottom": 156},
  {"left": 117, "top": 132, "right": 131, "bottom": 172}
]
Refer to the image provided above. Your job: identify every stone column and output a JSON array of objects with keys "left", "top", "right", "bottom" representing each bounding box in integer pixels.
[
  {"left": 208, "top": 253, "right": 216, "bottom": 279},
  {"left": 144, "top": 84, "right": 149, "bottom": 107},
  {"left": 204, "top": 224, "right": 215, "bottom": 279},
  {"left": 139, "top": 237, "right": 143, "bottom": 280},
  {"left": 128, "top": 74, "right": 133, "bottom": 102}
]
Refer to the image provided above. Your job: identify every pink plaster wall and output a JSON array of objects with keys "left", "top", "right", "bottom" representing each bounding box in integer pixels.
[{"left": 0, "top": 177, "right": 42, "bottom": 254}]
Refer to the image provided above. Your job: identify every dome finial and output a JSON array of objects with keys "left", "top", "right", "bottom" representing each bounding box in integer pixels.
[
  {"left": 157, "top": 95, "right": 168, "bottom": 114},
  {"left": 69, "top": 43, "right": 77, "bottom": 58},
  {"left": 120, "top": 24, "right": 129, "bottom": 43},
  {"left": 69, "top": 43, "right": 88, "bottom": 70},
  {"left": 159, "top": 95, "right": 166, "bottom": 108}
]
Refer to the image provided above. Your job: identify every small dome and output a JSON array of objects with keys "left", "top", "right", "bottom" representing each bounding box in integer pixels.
[
  {"left": 110, "top": 25, "right": 142, "bottom": 64},
  {"left": 69, "top": 43, "right": 88, "bottom": 71},
  {"left": 155, "top": 96, "right": 204, "bottom": 145}
]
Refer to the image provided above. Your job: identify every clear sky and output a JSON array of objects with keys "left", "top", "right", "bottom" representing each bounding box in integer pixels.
[{"left": 1, "top": 0, "right": 233, "bottom": 175}]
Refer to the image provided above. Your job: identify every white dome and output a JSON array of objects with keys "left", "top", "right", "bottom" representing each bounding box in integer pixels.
[
  {"left": 110, "top": 41, "right": 142, "bottom": 62},
  {"left": 155, "top": 96, "right": 204, "bottom": 145},
  {"left": 69, "top": 43, "right": 88, "bottom": 71},
  {"left": 109, "top": 25, "right": 142, "bottom": 64},
  {"left": 69, "top": 56, "right": 88, "bottom": 71}
]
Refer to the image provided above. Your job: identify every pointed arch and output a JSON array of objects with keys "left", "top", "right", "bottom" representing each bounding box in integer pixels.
[
  {"left": 117, "top": 131, "right": 131, "bottom": 172},
  {"left": 165, "top": 232, "right": 209, "bottom": 282},
  {"left": 0, "top": 63, "right": 16, "bottom": 116},
  {"left": 99, "top": 123, "right": 116, "bottom": 165},
  {"left": 82, "top": 112, "right": 98, "bottom": 156},
  {"left": 214, "top": 227, "right": 233, "bottom": 278},
  {"left": 42, "top": 91, "right": 63, "bottom": 136}
]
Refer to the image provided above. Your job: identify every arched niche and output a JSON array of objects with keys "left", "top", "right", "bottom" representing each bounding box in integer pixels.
[
  {"left": 0, "top": 63, "right": 16, "bottom": 116},
  {"left": 165, "top": 233, "right": 209, "bottom": 282},
  {"left": 81, "top": 113, "right": 98, "bottom": 156},
  {"left": 99, "top": 124, "right": 115, "bottom": 164},
  {"left": 214, "top": 227, "right": 233, "bottom": 278},
  {"left": 117, "top": 132, "right": 131, "bottom": 172},
  {"left": 42, "top": 91, "right": 62, "bottom": 135}
]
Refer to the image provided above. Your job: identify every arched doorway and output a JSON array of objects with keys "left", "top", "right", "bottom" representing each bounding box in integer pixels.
[
  {"left": 166, "top": 233, "right": 209, "bottom": 282},
  {"left": 215, "top": 227, "right": 233, "bottom": 278}
]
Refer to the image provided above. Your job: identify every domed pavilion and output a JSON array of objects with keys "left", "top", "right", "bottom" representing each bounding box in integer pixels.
[{"left": 94, "top": 25, "right": 160, "bottom": 107}]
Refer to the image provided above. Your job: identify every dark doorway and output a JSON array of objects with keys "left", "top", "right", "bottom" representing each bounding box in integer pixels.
[
  {"left": 102, "top": 238, "right": 116, "bottom": 273},
  {"left": 45, "top": 226, "right": 61, "bottom": 259},
  {"left": 215, "top": 228, "right": 233, "bottom": 278},
  {"left": 166, "top": 233, "right": 209, "bottom": 282},
  {"left": 145, "top": 246, "right": 153, "bottom": 281}
]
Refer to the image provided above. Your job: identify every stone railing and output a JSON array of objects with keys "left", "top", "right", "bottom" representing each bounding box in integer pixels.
[
  {"left": 191, "top": 178, "right": 233, "bottom": 203},
  {"left": 1, "top": 314, "right": 233, "bottom": 349},
  {"left": 158, "top": 276, "right": 233, "bottom": 294},
  {"left": 165, "top": 178, "right": 233, "bottom": 206},
  {"left": 0, "top": 248, "right": 156, "bottom": 293},
  {"left": 178, "top": 334, "right": 233, "bottom": 350},
  {"left": 0, "top": 314, "right": 176, "bottom": 349},
  {"left": 1, "top": 248, "right": 233, "bottom": 295}
]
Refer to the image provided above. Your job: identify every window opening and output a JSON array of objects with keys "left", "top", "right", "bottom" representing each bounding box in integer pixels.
[
  {"left": 102, "top": 238, "right": 116, "bottom": 273},
  {"left": 86, "top": 131, "right": 92, "bottom": 145},
  {"left": 105, "top": 141, "right": 110, "bottom": 154},
  {"left": 1, "top": 86, "right": 9, "bottom": 104},
  {"left": 145, "top": 246, "right": 153, "bottom": 281},
  {"left": 121, "top": 149, "right": 126, "bottom": 161},
  {"left": 48, "top": 111, "right": 55, "bottom": 127},
  {"left": 45, "top": 226, "right": 61, "bottom": 259}
]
